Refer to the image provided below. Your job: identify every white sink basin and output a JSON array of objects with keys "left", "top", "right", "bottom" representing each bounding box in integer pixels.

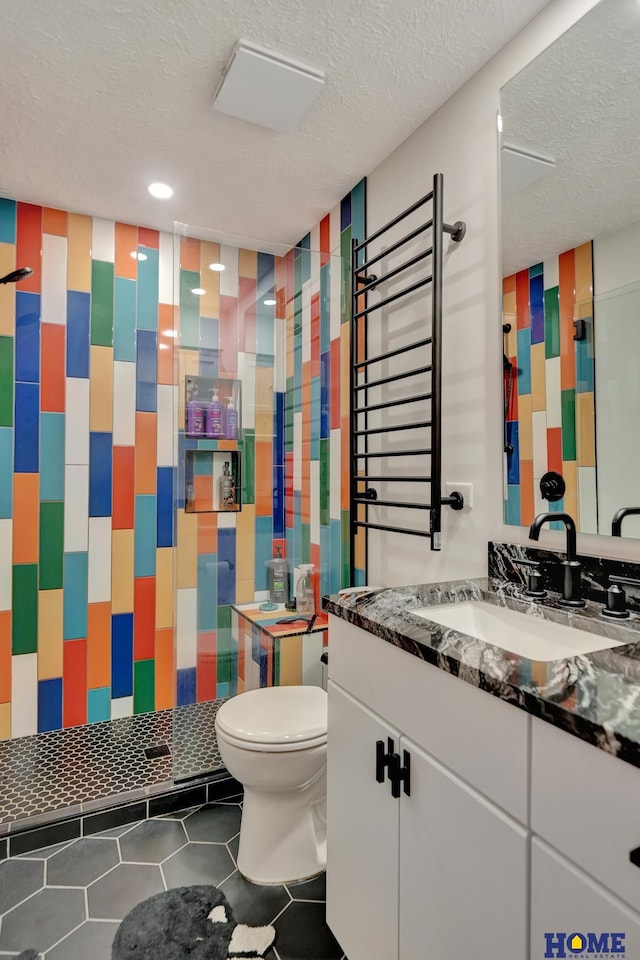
[{"left": 411, "top": 600, "right": 625, "bottom": 662}]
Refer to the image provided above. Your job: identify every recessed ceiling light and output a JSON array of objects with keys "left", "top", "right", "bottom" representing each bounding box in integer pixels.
[
  {"left": 263, "top": 298, "right": 277, "bottom": 306},
  {"left": 192, "top": 288, "right": 206, "bottom": 296},
  {"left": 130, "top": 251, "right": 148, "bottom": 261},
  {"left": 148, "top": 182, "right": 174, "bottom": 199},
  {"left": 208, "top": 262, "right": 226, "bottom": 272}
]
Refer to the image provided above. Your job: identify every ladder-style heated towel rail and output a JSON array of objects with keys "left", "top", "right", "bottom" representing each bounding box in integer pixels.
[{"left": 350, "top": 173, "right": 465, "bottom": 578}]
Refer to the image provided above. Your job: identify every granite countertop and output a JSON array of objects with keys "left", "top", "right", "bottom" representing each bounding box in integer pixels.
[{"left": 323, "top": 578, "right": 640, "bottom": 769}]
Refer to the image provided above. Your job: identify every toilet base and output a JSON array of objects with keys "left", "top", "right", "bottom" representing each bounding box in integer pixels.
[{"left": 236, "top": 779, "right": 327, "bottom": 885}]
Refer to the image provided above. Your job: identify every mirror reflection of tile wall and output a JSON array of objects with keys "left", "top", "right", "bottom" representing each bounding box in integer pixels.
[{"left": 503, "top": 241, "right": 596, "bottom": 532}]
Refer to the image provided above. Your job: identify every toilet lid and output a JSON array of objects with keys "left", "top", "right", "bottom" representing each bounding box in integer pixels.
[{"left": 215, "top": 686, "right": 327, "bottom": 746}]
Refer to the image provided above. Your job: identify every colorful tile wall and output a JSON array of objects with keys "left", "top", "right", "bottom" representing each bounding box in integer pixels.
[{"left": 503, "top": 241, "right": 597, "bottom": 532}]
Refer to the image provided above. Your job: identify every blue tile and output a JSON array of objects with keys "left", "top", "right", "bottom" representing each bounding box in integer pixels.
[
  {"left": 136, "top": 329, "right": 157, "bottom": 412},
  {"left": 66, "top": 291, "right": 90, "bottom": 378},
  {"left": 218, "top": 528, "right": 236, "bottom": 606},
  {"left": 199, "top": 347, "right": 219, "bottom": 379},
  {"left": 299, "top": 233, "right": 311, "bottom": 285},
  {"left": 112, "top": 613, "right": 133, "bottom": 699},
  {"left": 134, "top": 494, "right": 156, "bottom": 577},
  {"left": 330, "top": 518, "right": 342, "bottom": 594},
  {"left": 320, "top": 264, "right": 330, "bottom": 355},
  {"left": 15, "top": 292, "right": 40, "bottom": 383},
  {"left": 506, "top": 421, "right": 520, "bottom": 485},
  {"left": 516, "top": 328, "right": 531, "bottom": 395},
  {"left": 274, "top": 392, "right": 285, "bottom": 466},
  {"left": 340, "top": 193, "right": 351, "bottom": 233},
  {"left": 197, "top": 553, "right": 218, "bottom": 631},
  {"left": 40, "top": 413, "right": 65, "bottom": 501},
  {"left": 156, "top": 467, "right": 173, "bottom": 548},
  {"left": 38, "top": 678, "right": 63, "bottom": 733},
  {"left": 63, "top": 552, "right": 88, "bottom": 640},
  {"left": 310, "top": 376, "right": 321, "bottom": 460},
  {"left": 89, "top": 432, "right": 112, "bottom": 517},
  {"left": 350, "top": 179, "right": 366, "bottom": 247},
  {"left": 88, "top": 687, "right": 111, "bottom": 724},
  {"left": 114, "top": 277, "right": 136, "bottom": 362},
  {"left": 529, "top": 262, "right": 544, "bottom": 278},
  {"left": 254, "top": 515, "right": 273, "bottom": 592},
  {"left": 354, "top": 567, "right": 366, "bottom": 586},
  {"left": 505, "top": 485, "right": 521, "bottom": 526},
  {"left": 14, "top": 382, "right": 39, "bottom": 473},
  {"left": 200, "top": 317, "right": 218, "bottom": 351},
  {"left": 0, "top": 199, "right": 16, "bottom": 244},
  {"left": 177, "top": 667, "right": 196, "bottom": 706},
  {"left": 0, "top": 427, "right": 13, "bottom": 517},
  {"left": 320, "top": 353, "right": 330, "bottom": 440},
  {"left": 549, "top": 497, "right": 567, "bottom": 532},
  {"left": 257, "top": 253, "right": 274, "bottom": 299},
  {"left": 273, "top": 464, "right": 284, "bottom": 539},
  {"left": 576, "top": 317, "right": 595, "bottom": 394},
  {"left": 529, "top": 274, "right": 544, "bottom": 345},
  {"left": 136, "top": 246, "right": 159, "bottom": 330},
  {"left": 216, "top": 681, "right": 230, "bottom": 699}
]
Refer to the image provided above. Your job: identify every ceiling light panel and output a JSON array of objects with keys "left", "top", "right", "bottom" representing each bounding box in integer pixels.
[{"left": 213, "top": 40, "right": 325, "bottom": 133}]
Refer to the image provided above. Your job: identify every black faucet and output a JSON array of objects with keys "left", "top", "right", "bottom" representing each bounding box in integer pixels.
[
  {"left": 528, "top": 512, "right": 585, "bottom": 608},
  {"left": 612, "top": 507, "right": 640, "bottom": 537}
]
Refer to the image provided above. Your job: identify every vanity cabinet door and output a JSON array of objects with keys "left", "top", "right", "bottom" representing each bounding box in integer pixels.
[
  {"left": 531, "top": 838, "right": 640, "bottom": 958},
  {"left": 326, "top": 681, "right": 401, "bottom": 960},
  {"left": 399, "top": 738, "right": 528, "bottom": 960}
]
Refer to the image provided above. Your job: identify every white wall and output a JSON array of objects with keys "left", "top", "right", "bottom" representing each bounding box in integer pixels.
[
  {"left": 594, "top": 220, "right": 640, "bottom": 538},
  {"left": 362, "top": 0, "right": 640, "bottom": 587}
]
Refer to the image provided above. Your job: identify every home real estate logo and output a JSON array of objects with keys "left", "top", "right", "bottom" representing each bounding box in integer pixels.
[{"left": 544, "top": 931, "right": 626, "bottom": 958}]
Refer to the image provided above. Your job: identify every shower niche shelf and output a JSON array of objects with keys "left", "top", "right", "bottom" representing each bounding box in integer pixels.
[
  {"left": 185, "top": 449, "right": 242, "bottom": 514},
  {"left": 185, "top": 375, "right": 242, "bottom": 441}
]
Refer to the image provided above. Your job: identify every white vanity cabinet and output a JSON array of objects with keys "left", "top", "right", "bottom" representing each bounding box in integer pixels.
[{"left": 327, "top": 615, "right": 529, "bottom": 960}]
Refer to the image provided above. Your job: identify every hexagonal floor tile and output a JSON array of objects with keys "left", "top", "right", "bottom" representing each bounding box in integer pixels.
[
  {"left": 162, "top": 842, "right": 235, "bottom": 889},
  {"left": 184, "top": 803, "right": 242, "bottom": 843},
  {"left": 87, "top": 863, "right": 164, "bottom": 920},
  {"left": 0, "top": 858, "right": 44, "bottom": 914},
  {"left": 219, "top": 869, "right": 291, "bottom": 926},
  {"left": 119, "top": 819, "right": 187, "bottom": 863},
  {"left": 287, "top": 871, "right": 327, "bottom": 902},
  {"left": 47, "top": 919, "right": 120, "bottom": 960},
  {"left": 47, "top": 838, "right": 119, "bottom": 887},
  {"left": 273, "top": 900, "right": 343, "bottom": 960},
  {"left": 0, "top": 887, "right": 86, "bottom": 954}
]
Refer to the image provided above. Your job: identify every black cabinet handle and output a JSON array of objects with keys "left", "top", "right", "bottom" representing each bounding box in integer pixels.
[
  {"left": 629, "top": 847, "right": 640, "bottom": 868},
  {"left": 375, "top": 738, "right": 395, "bottom": 783},
  {"left": 389, "top": 750, "right": 411, "bottom": 798}
]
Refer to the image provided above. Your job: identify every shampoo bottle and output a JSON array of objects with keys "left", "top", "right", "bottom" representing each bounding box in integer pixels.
[
  {"left": 224, "top": 396, "right": 238, "bottom": 440},
  {"left": 205, "top": 388, "right": 225, "bottom": 438},
  {"left": 220, "top": 461, "right": 236, "bottom": 509},
  {"left": 295, "top": 564, "right": 315, "bottom": 616},
  {"left": 268, "top": 546, "right": 290, "bottom": 603},
  {"left": 186, "top": 383, "right": 204, "bottom": 437}
]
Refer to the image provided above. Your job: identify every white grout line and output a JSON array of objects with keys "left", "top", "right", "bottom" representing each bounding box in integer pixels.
[
  {"left": 270, "top": 899, "right": 293, "bottom": 925},
  {"left": 41, "top": 916, "right": 87, "bottom": 958}
]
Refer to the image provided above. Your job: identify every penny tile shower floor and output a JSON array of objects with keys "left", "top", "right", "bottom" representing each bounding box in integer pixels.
[{"left": 0, "top": 798, "right": 345, "bottom": 960}]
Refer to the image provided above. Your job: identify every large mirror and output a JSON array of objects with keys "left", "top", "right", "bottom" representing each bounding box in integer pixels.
[{"left": 500, "top": 0, "right": 640, "bottom": 539}]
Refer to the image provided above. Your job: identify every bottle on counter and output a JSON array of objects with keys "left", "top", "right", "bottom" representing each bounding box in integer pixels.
[
  {"left": 295, "top": 564, "right": 315, "bottom": 616},
  {"left": 224, "top": 396, "right": 238, "bottom": 440},
  {"left": 268, "top": 546, "right": 290, "bottom": 603},
  {"left": 205, "top": 388, "right": 225, "bottom": 438},
  {"left": 220, "top": 460, "right": 236, "bottom": 509},
  {"left": 186, "top": 382, "right": 204, "bottom": 437}
]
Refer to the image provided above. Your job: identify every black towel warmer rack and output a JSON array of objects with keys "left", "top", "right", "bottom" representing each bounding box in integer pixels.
[{"left": 350, "top": 173, "right": 466, "bottom": 580}]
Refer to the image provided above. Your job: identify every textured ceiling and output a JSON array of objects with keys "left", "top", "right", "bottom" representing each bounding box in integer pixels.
[
  {"left": 0, "top": 0, "right": 549, "bottom": 246},
  {"left": 501, "top": 0, "right": 640, "bottom": 276}
]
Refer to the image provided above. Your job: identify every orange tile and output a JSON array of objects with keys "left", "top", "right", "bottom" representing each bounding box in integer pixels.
[
  {"left": 577, "top": 392, "right": 596, "bottom": 467},
  {"left": 194, "top": 474, "right": 213, "bottom": 511},
  {"left": 158, "top": 303, "right": 175, "bottom": 385},
  {"left": 503, "top": 274, "right": 516, "bottom": 295},
  {"left": 574, "top": 241, "right": 593, "bottom": 305},
  {"left": 134, "top": 577, "right": 156, "bottom": 660},
  {"left": 239, "top": 248, "right": 257, "bottom": 278},
  {"left": 138, "top": 227, "right": 159, "bottom": 249},
  {"left": 180, "top": 236, "right": 200, "bottom": 272},
  {"left": 38, "top": 589, "right": 63, "bottom": 679},
  {"left": 0, "top": 243, "right": 16, "bottom": 336},
  {"left": 547, "top": 427, "right": 563, "bottom": 474},
  {"left": 302, "top": 364, "right": 311, "bottom": 446},
  {"left": 519, "top": 460, "right": 535, "bottom": 526},
  {"left": 0, "top": 703, "right": 10, "bottom": 740},
  {"left": 155, "top": 628, "right": 174, "bottom": 709},
  {"left": 236, "top": 504, "right": 255, "bottom": 582},
  {"left": 16, "top": 203, "right": 42, "bottom": 293},
  {"left": 0, "top": 611, "right": 11, "bottom": 702},
  {"left": 43, "top": 207, "right": 67, "bottom": 237},
  {"left": 87, "top": 601, "right": 111, "bottom": 689},
  {"left": 155, "top": 548, "right": 174, "bottom": 629},
  {"left": 302, "top": 448, "right": 311, "bottom": 524},
  {"left": 515, "top": 270, "right": 529, "bottom": 329},
  {"left": 135, "top": 412, "right": 157, "bottom": 494},
  {"left": 562, "top": 460, "right": 579, "bottom": 525},
  {"left": 255, "top": 440, "right": 273, "bottom": 517},
  {"left": 41, "top": 324, "right": 65, "bottom": 412},
  {"left": 559, "top": 248, "right": 576, "bottom": 390},
  {"left": 115, "top": 222, "right": 138, "bottom": 280},
  {"left": 13, "top": 474, "right": 39, "bottom": 564},
  {"left": 197, "top": 513, "right": 218, "bottom": 556},
  {"left": 256, "top": 366, "right": 274, "bottom": 439},
  {"left": 67, "top": 213, "right": 92, "bottom": 292},
  {"left": 90, "top": 346, "right": 114, "bottom": 432},
  {"left": 340, "top": 324, "right": 350, "bottom": 420},
  {"left": 236, "top": 580, "right": 255, "bottom": 604},
  {"left": 177, "top": 511, "right": 198, "bottom": 589},
  {"left": 112, "top": 445, "right": 135, "bottom": 529},
  {"left": 112, "top": 529, "right": 134, "bottom": 613}
]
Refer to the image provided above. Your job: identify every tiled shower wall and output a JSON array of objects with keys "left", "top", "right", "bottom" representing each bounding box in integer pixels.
[
  {"left": 0, "top": 181, "right": 365, "bottom": 740},
  {"left": 503, "top": 241, "right": 597, "bottom": 532}
]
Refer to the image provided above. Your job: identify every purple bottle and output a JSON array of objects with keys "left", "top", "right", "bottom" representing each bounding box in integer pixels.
[
  {"left": 186, "top": 383, "right": 204, "bottom": 436},
  {"left": 205, "top": 388, "right": 225, "bottom": 438},
  {"left": 224, "top": 396, "right": 238, "bottom": 440}
]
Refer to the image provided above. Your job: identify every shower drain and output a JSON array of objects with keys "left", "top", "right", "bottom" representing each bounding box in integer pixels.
[{"left": 143, "top": 743, "right": 172, "bottom": 760}]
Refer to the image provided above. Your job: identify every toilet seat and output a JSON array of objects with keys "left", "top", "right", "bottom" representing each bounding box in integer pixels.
[{"left": 215, "top": 686, "right": 327, "bottom": 752}]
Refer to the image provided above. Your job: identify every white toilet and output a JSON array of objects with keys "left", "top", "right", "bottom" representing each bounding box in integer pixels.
[{"left": 215, "top": 685, "right": 328, "bottom": 885}]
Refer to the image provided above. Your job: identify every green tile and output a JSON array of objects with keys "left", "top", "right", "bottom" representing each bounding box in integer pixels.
[
  {"left": 217, "top": 652, "right": 231, "bottom": 684},
  {"left": 39, "top": 502, "right": 64, "bottom": 590},
  {"left": 91, "top": 260, "right": 114, "bottom": 346},
  {"left": 320, "top": 439, "right": 329, "bottom": 527},
  {"left": 529, "top": 262, "right": 543, "bottom": 278},
  {"left": 239, "top": 429, "right": 255, "bottom": 504},
  {"left": 12, "top": 564, "right": 38, "bottom": 654},
  {"left": 0, "top": 337, "right": 13, "bottom": 427},
  {"left": 134, "top": 659, "right": 155, "bottom": 714},
  {"left": 340, "top": 227, "right": 352, "bottom": 326},
  {"left": 561, "top": 389, "right": 576, "bottom": 461},
  {"left": 544, "top": 287, "right": 560, "bottom": 359},
  {"left": 217, "top": 603, "right": 232, "bottom": 634},
  {"left": 179, "top": 270, "right": 201, "bottom": 349},
  {"left": 341, "top": 511, "right": 350, "bottom": 588},
  {"left": 301, "top": 523, "right": 310, "bottom": 563},
  {"left": 273, "top": 637, "right": 281, "bottom": 685}
]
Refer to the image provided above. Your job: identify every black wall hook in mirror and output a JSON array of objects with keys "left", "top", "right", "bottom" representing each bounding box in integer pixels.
[{"left": 540, "top": 471, "right": 566, "bottom": 503}]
